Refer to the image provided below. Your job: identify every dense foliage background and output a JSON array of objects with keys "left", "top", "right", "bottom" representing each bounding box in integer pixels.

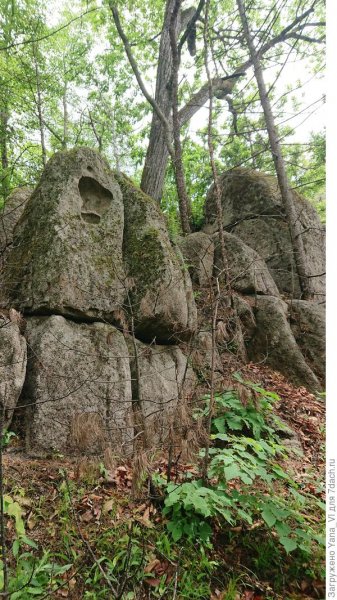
[{"left": 0, "top": 0, "right": 325, "bottom": 228}]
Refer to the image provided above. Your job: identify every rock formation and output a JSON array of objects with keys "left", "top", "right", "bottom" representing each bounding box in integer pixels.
[
  {"left": 0, "top": 313, "right": 27, "bottom": 429},
  {"left": 0, "top": 153, "right": 325, "bottom": 454},
  {"left": 1, "top": 149, "right": 127, "bottom": 324},
  {"left": 0, "top": 148, "right": 197, "bottom": 454},
  {"left": 117, "top": 174, "right": 197, "bottom": 342},
  {"left": 22, "top": 316, "right": 134, "bottom": 454},
  {"left": 0, "top": 187, "right": 31, "bottom": 271},
  {"left": 204, "top": 168, "right": 325, "bottom": 300}
]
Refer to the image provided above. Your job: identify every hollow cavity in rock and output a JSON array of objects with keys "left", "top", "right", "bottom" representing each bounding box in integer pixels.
[{"left": 79, "top": 176, "right": 113, "bottom": 224}]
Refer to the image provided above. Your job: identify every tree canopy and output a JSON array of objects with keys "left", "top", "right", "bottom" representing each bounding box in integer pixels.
[{"left": 0, "top": 0, "right": 325, "bottom": 228}]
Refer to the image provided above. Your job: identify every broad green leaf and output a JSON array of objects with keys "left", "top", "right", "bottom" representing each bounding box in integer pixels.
[
  {"left": 261, "top": 507, "right": 277, "bottom": 528},
  {"left": 279, "top": 537, "right": 298, "bottom": 553}
]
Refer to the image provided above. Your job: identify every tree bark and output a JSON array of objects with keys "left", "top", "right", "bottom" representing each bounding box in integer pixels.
[
  {"left": 236, "top": 0, "right": 312, "bottom": 300},
  {"left": 169, "top": 0, "right": 191, "bottom": 233},
  {"left": 32, "top": 43, "right": 47, "bottom": 167},
  {"left": 140, "top": 0, "right": 177, "bottom": 201},
  {"left": 0, "top": 106, "right": 9, "bottom": 201},
  {"left": 62, "top": 80, "right": 68, "bottom": 149}
]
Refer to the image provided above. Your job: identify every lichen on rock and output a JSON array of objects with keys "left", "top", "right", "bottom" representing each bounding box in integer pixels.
[
  {"left": 21, "top": 315, "right": 134, "bottom": 454},
  {"left": 117, "top": 173, "right": 197, "bottom": 343},
  {"left": 1, "top": 148, "right": 127, "bottom": 324},
  {"left": 204, "top": 168, "right": 325, "bottom": 300}
]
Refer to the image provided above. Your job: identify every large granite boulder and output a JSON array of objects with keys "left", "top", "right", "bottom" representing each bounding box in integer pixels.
[
  {"left": 205, "top": 168, "right": 325, "bottom": 299},
  {"left": 178, "top": 232, "right": 214, "bottom": 286},
  {"left": 213, "top": 231, "right": 279, "bottom": 296},
  {"left": 127, "top": 339, "right": 196, "bottom": 446},
  {"left": 247, "top": 296, "right": 321, "bottom": 391},
  {"left": 0, "top": 188, "right": 31, "bottom": 272},
  {"left": 117, "top": 174, "right": 197, "bottom": 343},
  {"left": 21, "top": 316, "right": 133, "bottom": 454},
  {"left": 1, "top": 149, "right": 126, "bottom": 323},
  {"left": 287, "top": 300, "right": 325, "bottom": 383},
  {"left": 0, "top": 313, "right": 27, "bottom": 428}
]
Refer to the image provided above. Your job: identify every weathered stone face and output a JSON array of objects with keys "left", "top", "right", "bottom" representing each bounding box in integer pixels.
[
  {"left": 0, "top": 316, "right": 27, "bottom": 429},
  {"left": 22, "top": 315, "right": 133, "bottom": 454},
  {"left": 205, "top": 168, "right": 325, "bottom": 299},
  {"left": 1, "top": 149, "right": 126, "bottom": 323},
  {"left": 0, "top": 188, "right": 31, "bottom": 273},
  {"left": 128, "top": 338, "right": 196, "bottom": 446},
  {"left": 213, "top": 231, "right": 280, "bottom": 296},
  {"left": 288, "top": 299, "right": 325, "bottom": 384},
  {"left": 178, "top": 232, "right": 214, "bottom": 286},
  {"left": 247, "top": 296, "right": 321, "bottom": 391},
  {"left": 117, "top": 174, "right": 197, "bottom": 343}
]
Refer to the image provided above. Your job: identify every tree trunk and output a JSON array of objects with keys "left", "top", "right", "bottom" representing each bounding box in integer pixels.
[
  {"left": 0, "top": 105, "right": 9, "bottom": 201},
  {"left": 236, "top": 0, "right": 312, "bottom": 300},
  {"left": 33, "top": 43, "right": 47, "bottom": 167},
  {"left": 62, "top": 80, "right": 68, "bottom": 149},
  {"left": 169, "top": 0, "right": 191, "bottom": 233},
  {"left": 140, "top": 0, "right": 176, "bottom": 201}
]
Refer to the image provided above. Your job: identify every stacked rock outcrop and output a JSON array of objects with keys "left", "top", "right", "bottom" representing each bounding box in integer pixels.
[
  {"left": 0, "top": 155, "right": 325, "bottom": 455},
  {"left": 0, "top": 148, "right": 196, "bottom": 454}
]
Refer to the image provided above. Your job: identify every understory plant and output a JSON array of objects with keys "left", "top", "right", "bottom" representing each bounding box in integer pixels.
[
  {"left": 161, "top": 374, "right": 325, "bottom": 555},
  {"left": 0, "top": 436, "right": 72, "bottom": 598}
]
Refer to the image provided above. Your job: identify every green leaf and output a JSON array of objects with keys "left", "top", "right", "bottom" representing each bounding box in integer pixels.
[
  {"left": 275, "top": 522, "right": 291, "bottom": 537},
  {"left": 279, "top": 537, "right": 298, "bottom": 553},
  {"left": 167, "top": 520, "right": 183, "bottom": 542},
  {"left": 21, "top": 535, "right": 38, "bottom": 549},
  {"left": 224, "top": 464, "right": 242, "bottom": 481},
  {"left": 12, "top": 539, "right": 20, "bottom": 557},
  {"left": 198, "top": 521, "right": 212, "bottom": 541},
  {"left": 261, "top": 508, "right": 277, "bottom": 528}
]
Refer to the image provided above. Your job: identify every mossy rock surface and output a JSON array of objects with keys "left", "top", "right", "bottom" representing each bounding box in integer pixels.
[
  {"left": 247, "top": 295, "right": 321, "bottom": 392},
  {"left": 0, "top": 187, "right": 31, "bottom": 275},
  {"left": 2, "top": 148, "right": 126, "bottom": 323},
  {"left": 118, "top": 174, "right": 197, "bottom": 343},
  {"left": 204, "top": 168, "right": 325, "bottom": 299}
]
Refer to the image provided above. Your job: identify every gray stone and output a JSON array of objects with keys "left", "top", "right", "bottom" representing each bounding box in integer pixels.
[
  {"left": 247, "top": 296, "right": 321, "bottom": 391},
  {"left": 0, "top": 315, "right": 27, "bottom": 429},
  {"left": 213, "top": 231, "right": 279, "bottom": 296},
  {"left": 189, "top": 331, "right": 223, "bottom": 383},
  {"left": 128, "top": 339, "right": 196, "bottom": 446},
  {"left": 1, "top": 149, "right": 126, "bottom": 324},
  {"left": 287, "top": 299, "right": 325, "bottom": 383},
  {"left": 22, "top": 316, "right": 133, "bottom": 454},
  {"left": 0, "top": 188, "right": 31, "bottom": 272},
  {"left": 205, "top": 168, "right": 325, "bottom": 299},
  {"left": 178, "top": 232, "right": 214, "bottom": 286},
  {"left": 232, "top": 294, "right": 256, "bottom": 341},
  {"left": 117, "top": 174, "right": 197, "bottom": 343}
]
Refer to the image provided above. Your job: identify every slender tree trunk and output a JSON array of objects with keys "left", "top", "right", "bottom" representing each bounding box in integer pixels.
[
  {"left": 203, "top": 0, "right": 228, "bottom": 287},
  {"left": 110, "top": 0, "right": 192, "bottom": 232},
  {"left": 140, "top": 0, "right": 176, "bottom": 201},
  {"left": 169, "top": 0, "right": 191, "bottom": 233},
  {"left": 236, "top": 0, "right": 312, "bottom": 300},
  {"left": 32, "top": 43, "right": 47, "bottom": 167},
  {"left": 0, "top": 105, "right": 9, "bottom": 201},
  {"left": 62, "top": 80, "right": 68, "bottom": 149}
]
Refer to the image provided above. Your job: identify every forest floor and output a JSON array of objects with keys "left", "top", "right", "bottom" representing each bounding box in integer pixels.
[{"left": 3, "top": 364, "right": 325, "bottom": 600}]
